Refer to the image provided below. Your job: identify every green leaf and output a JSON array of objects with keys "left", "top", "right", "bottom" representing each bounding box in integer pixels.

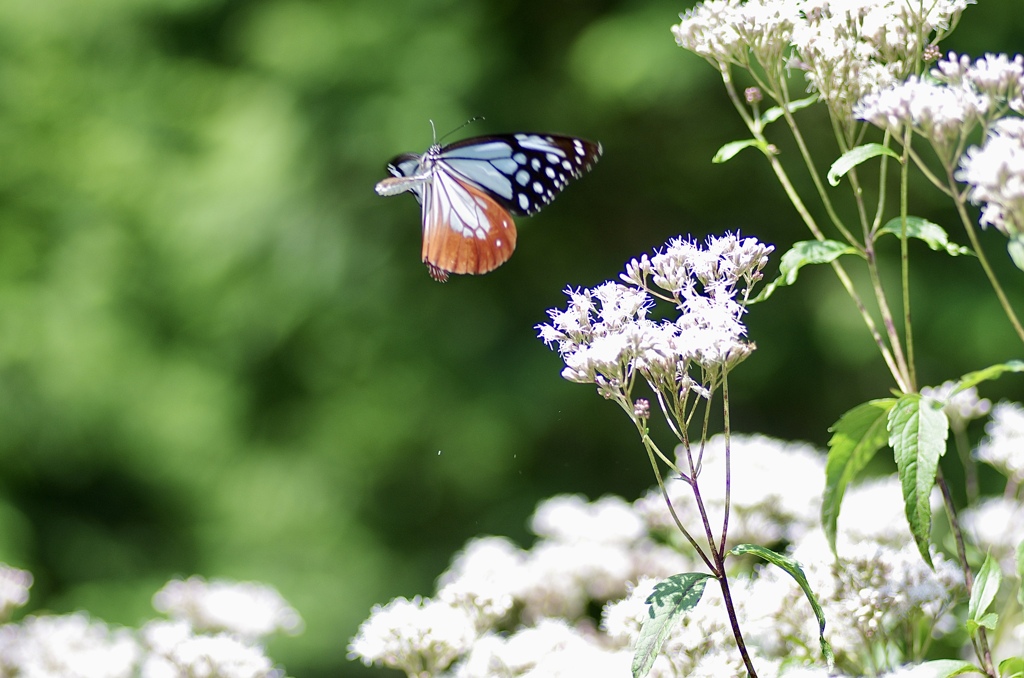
[
  {"left": 761, "top": 94, "right": 819, "bottom": 125},
  {"left": 966, "top": 611, "right": 999, "bottom": 634},
  {"left": 952, "top": 360, "right": 1024, "bottom": 394},
  {"left": 729, "top": 544, "right": 834, "bottom": 668},
  {"left": 913, "top": 659, "right": 986, "bottom": 677},
  {"left": 827, "top": 143, "right": 902, "bottom": 186},
  {"left": 822, "top": 399, "right": 897, "bottom": 554},
  {"left": 888, "top": 394, "right": 949, "bottom": 567},
  {"left": 877, "top": 216, "right": 974, "bottom": 256},
  {"left": 632, "top": 573, "right": 713, "bottom": 678},
  {"left": 1008, "top": 235, "right": 1024, "bottom": 272},
  {"left": 967, "top": 554, "right": 1002, "bottom": 636},
  {"left": 1017, "top": 539, "right": 1024, "bottom": 608},
  {"left": 750, "top": 240, "right": 858, "bottom": 303},
  {"left": 999, "top": 656, "right": 1024, "bottom": 678},
  {"left": 713, "top": 139, "right": 769, "bottom": 163}
]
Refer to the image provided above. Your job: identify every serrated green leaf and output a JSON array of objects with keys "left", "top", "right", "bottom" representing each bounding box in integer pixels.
[
  {"left": 878, "top": 216, "right": 974, "bottom": 256},
  {"left": 728, "top": 544, "right": 834, "bottom": 668},
  {"left": 761, "top": 94, "right": 819, "bottom": 124},
  {"left": 952, "top": 360, "right": 1024, "bottom": 394},
  {"left": 914, "top": 659, "right": 985, "bottom": 677},
  {"left": 968, "top": 554, "right": 1002, "bottom": 633},
  {"left": 750, "top": 240, "right": 858, "bottom": 303},
  {"left": 827, "top": 143, "right": 902, "bottom": 186},
  {"left": 822, "top": 399, "right": 897, "bottom": 554},
  {"left": 999, "top": 656, "right": 1024, "bottom": 678},
  {"left": 632, "top": 573, "right": 713, "bottom": 678},
  {"left": 713, "top": 139, "right": 770, "bottom": 163},
  {"left": 888, "top": 394, "right": 949, "bottom": 567}
]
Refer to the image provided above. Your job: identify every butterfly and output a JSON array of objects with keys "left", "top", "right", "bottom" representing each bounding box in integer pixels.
[{"left": 375, "top": 130, "right": 602, "bottom": 282}]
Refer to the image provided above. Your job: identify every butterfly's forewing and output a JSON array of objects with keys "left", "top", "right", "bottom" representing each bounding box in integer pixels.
[
  {"left": 421, "top": 166, "right": 517, "bottom": 281},
  {"left": 440, "top": 134, "right": 602, "bottom": 216}
]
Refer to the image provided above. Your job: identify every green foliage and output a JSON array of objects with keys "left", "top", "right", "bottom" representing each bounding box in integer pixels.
[
  {"left": 888, "top": 394, "right": 949, "bottom": 568},
  {"left": 827, "top": 143, "right": 902, "bottom": 186},
  {"left": 823, "top": 399, "right": 895, "bottom": 553},
  {"left": 967, "top": 554, "right": 1001, "bottom": 636},
  {"left": 728, "top": 544, "right": 834, "bottom": 668},
  {"left": 751, "top": 240, "right": 858, "bottom": 303},
  {"left": 877, "top": 217, "right": 974, "bottom": 257},
  {"left": 633, "top": 573, "right": 713, "bottom": 678}
]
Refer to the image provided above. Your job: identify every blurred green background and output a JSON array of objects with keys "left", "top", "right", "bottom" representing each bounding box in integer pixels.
[{"left": 0, "top": 0, "right": 1021, "bottom": 675}]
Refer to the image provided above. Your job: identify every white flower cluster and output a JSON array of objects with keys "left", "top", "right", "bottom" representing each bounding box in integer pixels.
[
  {"left": 0, "top": 565, "right": 31, "bottom": 623},
  {"left": 153, "top": 576, "right": 303, "bottom": 640},
  {"left": 674, "top": 0, "right": 973, "bottom": 119},
  {"left": 956, "top": 117, "right": 1024, "bottom": 236},
  {"left": 853, "top": 75, "right": 988, "bottom": 154},
  {"left": 350, "top": 433, "right": 987, "bottom": 677},
  {"left": 0, "top": 573, "right": 298, "bottom": 678},
  {"left": 973, "top": 400, "right": 1024, "bottom": 483},
  {"left": 537, "top": 233, "right": 772, "bottom": 401},
  {"left": 854, "top": 52, "right": 1024, "bottom": 160},
  {"left": 920, "top": 380, "right": 991, "bottom": 430},
  {"left": 960, "top": 496, "right": 1024, "bottom": 576},
  {"left": 635, "top": 434, "right": 825, "bottom": 547}
]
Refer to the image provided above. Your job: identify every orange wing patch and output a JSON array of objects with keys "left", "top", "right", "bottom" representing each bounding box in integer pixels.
[{"left": 421, "top": 173, "right": 518, "bottom": 282}]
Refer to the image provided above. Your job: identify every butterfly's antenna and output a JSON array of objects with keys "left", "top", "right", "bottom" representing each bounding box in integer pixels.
[
  {"left": 429, "top": 119, "right": 437, "bottom": 145},
  {"left": 439, "top": 116, "right": 485, "bottom": 143}
]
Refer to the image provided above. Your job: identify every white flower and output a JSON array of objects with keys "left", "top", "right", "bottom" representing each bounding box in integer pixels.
[
  {"left": 920, "top": 381, "right": 991, "bottom": 429},
  {"left": 436, "top": 537, "right": 524, "bottom": 627},
  {"left": 960, "top": 496, "right": 1024, "bottom": 575},
  {"left": 530, "top": 494, "right": 646, "bottom": 545},
  {"left": 780, "top": 534, "right": 962, "bottom": 669},
  {"left": 957, "top": 118, "right": 1024, "bottom": 236},
  {"left": 347, "top": 596, "right": 476, "bottom": 675},
  {"left": 140, "top": 620, "right": 281, "bottom": 678},
  {"left": 452, "top": 618, "right": 605, "bottom": 677},
  {"left": 974, "top": 400, "right": 1024, "bottom": 482},
  {"left": 152, "top": 577, "right": 302, "bottom": 640},
  {"left": 635, "top": 433, "right": 824, "bottom": 546},
  {"left": 538, "top": 234, "right": 770, "bottom": 399},
  {"left": 854, "top": 76, "right": 988, "bottom": 152},
  {"left": 0, "top": 565, "right": 32, "bottom": 622},
  {"left": 0, "top": 613, "right": 141, "bottom": 678},
  {"left": 792, "top": 0, "right": 972, "bottom": 120},
  {"left": 935, "top": 52, "right": 1024, "bottom": 111}
]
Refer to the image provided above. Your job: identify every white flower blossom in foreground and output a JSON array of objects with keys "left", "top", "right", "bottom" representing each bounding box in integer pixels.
[
  {"left": 0, "top": 565, "right": 31, "bottom": 622},
  {"left": 140, "top": 620, "right": 281, "bottom": 678},
  {"left": 0, "top": 613, "right": 141, "bottom": 678},
  {"left": 956, "top": 117, "right": 1024, "bottom": 236},
  {"left": 152, "top": 576, "right": 303, "bottom": 640},
  {"left": 348, "top": 596, "right": 477, "bottom": 675}
]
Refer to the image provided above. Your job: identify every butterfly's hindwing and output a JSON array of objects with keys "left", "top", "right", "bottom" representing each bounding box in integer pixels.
[{"left": 421, "top": 166, "right": 517, "bottom": 280}]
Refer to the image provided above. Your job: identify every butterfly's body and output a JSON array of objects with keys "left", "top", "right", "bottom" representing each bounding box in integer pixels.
[{"left": 375, "top": 133, "right": 602, "bottom": 281}]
